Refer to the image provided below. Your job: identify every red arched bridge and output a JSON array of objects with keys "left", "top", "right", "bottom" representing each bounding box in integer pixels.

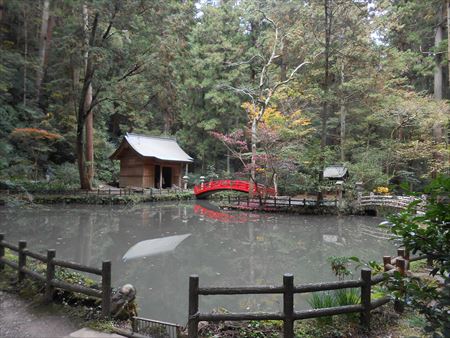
[{"left": 194, "top": 180, "right": 276, "bottom": 199}]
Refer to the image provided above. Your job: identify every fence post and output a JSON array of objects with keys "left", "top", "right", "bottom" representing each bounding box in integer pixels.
[
  {"left": 188, "top": 275, "right": 199, "bottom": 338},
  {"left": 228, "top": 195, "right": 231, "bottom": 204},
  {"left": 395, "top": 258, "right": 407, "bottom": 313},
  {"left": 288, "top": 197, "right": 291, "bottom": 207},
  {"left": 45, "top": 249, "right": 56, "bottom": 302},
  {"left": 18, "top": 240, "right": 27, "bottom": 282},
  {"left": 102, "top": 261, "right": 112, "bottom": 318},
  {"left": 0, "top": 233, "right": 4, "bottom": 271},
  {"left": 283, "top": 273, "right": 294, "bottom": 338},
  {"left": 383, "top": 256, "right": 391, "bottom": 271},
  {"left": 237, "top": 196, "right": 240, "bottom": 205},
  {"left": 396, "top": 257, "right": 407, "bottom": 276},
  {"left": 274, "top": 196, "right": 277, "bottom": 207},
  {"left": 247, "top": 196, "right": 249, "bottom": 207},
  {"left": 360, "top": 268, "right": 371, "bottom": 330}
]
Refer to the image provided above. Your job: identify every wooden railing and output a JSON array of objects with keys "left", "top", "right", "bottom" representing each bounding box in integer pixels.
[
  {"left": 0, "top": 233, "right": 111, "bottom": 317},
  {"left": 187, "top": 247, "right": 431, "bottom": 338},
  {"left": 2, "top": 187, "right": 191, "bottom": 196},
  {"left": 227, "top": 195, "right": 338, "bottom": 208},
  {"left": 188, "top": 268, "right": 391, "bottom": 338},
  {"left": 356, "top": 194, "right": 425, "bottom": 211},
  {"left": 194, "top": 180, "right": 276, "bottom": 198}
]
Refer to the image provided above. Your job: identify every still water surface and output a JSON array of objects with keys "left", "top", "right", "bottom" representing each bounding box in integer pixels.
[{"left": 0, "top": 201, "right": 394, "bottom": 324}]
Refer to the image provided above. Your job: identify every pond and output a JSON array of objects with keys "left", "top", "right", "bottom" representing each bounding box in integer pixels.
[{"left": 0, "top": 201, "right": 394, "bottom": 324}]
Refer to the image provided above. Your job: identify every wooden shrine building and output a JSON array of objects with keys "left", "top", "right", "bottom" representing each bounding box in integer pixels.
[{"left": 110, "top": 133, "right": 193, "bottom": 188}]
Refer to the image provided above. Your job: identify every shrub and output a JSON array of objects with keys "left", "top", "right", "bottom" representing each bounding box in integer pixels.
[{"left": 384, "top": 176, "right": 450, "bottom": 336}]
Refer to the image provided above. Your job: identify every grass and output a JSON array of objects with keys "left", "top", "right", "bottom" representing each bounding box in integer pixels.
[
  {"left": 307, "top": 288, "right": 361, "bottom": 325},
  {"left": 198, "top": 304, "right": 428, "bottom": 337}
]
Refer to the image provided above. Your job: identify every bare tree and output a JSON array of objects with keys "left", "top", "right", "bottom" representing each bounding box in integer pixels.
[{"left": 223, "top": 12, "right": 313, "bottom": 195}]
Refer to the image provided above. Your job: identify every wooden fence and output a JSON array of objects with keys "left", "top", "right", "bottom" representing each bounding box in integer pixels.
[
  {"left": 187, "top": 248, "right": 425, "bottom": 338},
  {"left": 0, "top": 233, "right": 111, "bottom": 317},
  {"left": 2, "top": 187, "right": 191, "bottom": 197},
  {"left": 228, "top": 195, "right": 338, "bottom": 208}
]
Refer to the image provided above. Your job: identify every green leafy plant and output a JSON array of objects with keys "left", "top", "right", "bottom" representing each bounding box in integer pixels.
[{"left": 384, "top": 176, "right": 450, "bottom": 336}]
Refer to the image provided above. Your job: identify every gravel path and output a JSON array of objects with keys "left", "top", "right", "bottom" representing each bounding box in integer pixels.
[{"left": 0, "top": 291, "right": 82, "bottom": 338}]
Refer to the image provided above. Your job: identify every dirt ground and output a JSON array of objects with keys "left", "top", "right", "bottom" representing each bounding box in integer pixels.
[{"left": 0, "top": 291, "right": 82, "bottom": 338}]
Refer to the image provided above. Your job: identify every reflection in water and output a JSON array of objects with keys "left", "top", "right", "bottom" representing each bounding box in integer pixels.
[
  {"left": 0, "top": 202, "right": 394, "bottom": 324},
  {"left": 123, "top": 234, "right": 191, "bottom": 261}
]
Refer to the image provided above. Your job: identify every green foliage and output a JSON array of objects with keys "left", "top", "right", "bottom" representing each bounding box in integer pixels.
[
  {"left": 384, "top": 176, "right": 450, "bottom": 336},
  {"left": 0, "top": 0, "right": 447, "bottom": 191}
]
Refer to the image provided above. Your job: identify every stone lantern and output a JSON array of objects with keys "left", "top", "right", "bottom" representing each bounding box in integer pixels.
[
  {"left": 182, "top": 175, "right": 189, "bottom": 190},
  {"left": 199, "top": 176, "right": 205, "bottom": 189},
  {"left": 335, "top": 180, "right": 344, "bottom": 208}
]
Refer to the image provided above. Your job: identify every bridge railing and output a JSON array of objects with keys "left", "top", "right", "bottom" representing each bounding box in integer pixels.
[
  {"left": 194, "top": 180, "right": 276, "bottom": 196},
  {"left": 357, "top": 194, "right": 425, "bottom": 211}
]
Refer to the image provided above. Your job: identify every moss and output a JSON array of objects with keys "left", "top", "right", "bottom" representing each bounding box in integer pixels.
[
  {"left": 0, "top": 191, "right": 193, "bottom": 205},
  {"left": 409, "top": 260, "right": 427, "bottom": 272},
  {"left": 86, "top": 319, "right": 116, "bottom": 333}
]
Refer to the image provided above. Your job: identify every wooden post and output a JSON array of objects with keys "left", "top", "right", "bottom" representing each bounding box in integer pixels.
[
  {"left": 397, "top": 248, "right": 405, "bottom": 259},
  {"left": 383, "top": 256, "right": 391, "bottom": 272},
  {"left": 288, "top": 197, "right": 291, "bottom": 207},
  {"left": 396, "top": 257, "right": 407, "bottom": 276},
  {"left": 360, "top": 268, "right": 371, "bottom": 330},
  {"left": 102, "top": 261, "right": 112, "bottom": 318},
  {"left": 395, "top": 258, "right": 406, "bottom": 313},
  {"left": 18, "top": 240, "right": 27, "bottom": 282},
  {"left": 188, "top": 275, "right": 199, "bottom": 338},
  {"left": 274, "top": 196, "right": 277, "bottom": 207},
  {"left": 237, "top": 196, "right": 240, "bottom": 205},
  {"left": 119, "top": 189, "right": 122, "bottom": 196},
  {"left": 45, "top": 249, "right": 56, "bottom": 302},
  {"left": 97, "top": 188, "right": 100, "bottom": 196},
  {"left": 0, "top": 233, "right": 4, "bottom": 271},
  {"left": 228, "top": 195, "right": 231, "bottom": 204},
  {"left": 283, "top": 273, "right": 294, "bottom": 338},
  {"left": 303, "top": 198, "right": 306, "bottom": 206},
  {"left": 247, "top": 196, "right": 249, "bottom": 207}
]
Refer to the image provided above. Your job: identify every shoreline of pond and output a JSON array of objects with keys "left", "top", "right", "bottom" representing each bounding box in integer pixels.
[
  {"left": 0, "top": 190, "right": 396, "bottom": 217},
  {"left": 0, "top": 191, "right": 194, "bottom": 206}
]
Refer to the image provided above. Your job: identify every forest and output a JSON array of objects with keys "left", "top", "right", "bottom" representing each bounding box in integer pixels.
[{"left": 0, "top": 0, "right": 448, "bottom": 193}]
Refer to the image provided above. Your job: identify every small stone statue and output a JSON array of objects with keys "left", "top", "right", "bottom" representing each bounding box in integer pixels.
[{"left": 111, "top": 284, "right": 137, "bottom": 319}]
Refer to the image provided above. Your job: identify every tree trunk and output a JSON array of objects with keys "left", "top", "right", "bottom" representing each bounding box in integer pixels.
[
  {"left": 447, "top": 0, "right": 450, "bottom": 90},
  {"left": 83, "top": 4, "right": 94, "bottom": 189},
  {"left": 434, "top": 4, "right": 444, "bottom": 100},
  {"left": 321, "top": 0, "right": 331, "bottom": 151},
  {"left": 85, "top": 85, "right": 94, "bottom": 186},
  {"left": 339, "top": 63, "right": 345, "bottom": 162},
  {"left": 23, "top": 5, "right": 28, "bottom": 106},
  {"left": 36, "top": 0, "right": 50, "bottom": 102},
  {"left": 76, "top": 10, "right": 98, "bottom": 190},
  {"left": 250, "top": 117, "right": 257, "bottom": 197},
  {"left": 0, "top": 0, "right": 4, "bottom": 22}
]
